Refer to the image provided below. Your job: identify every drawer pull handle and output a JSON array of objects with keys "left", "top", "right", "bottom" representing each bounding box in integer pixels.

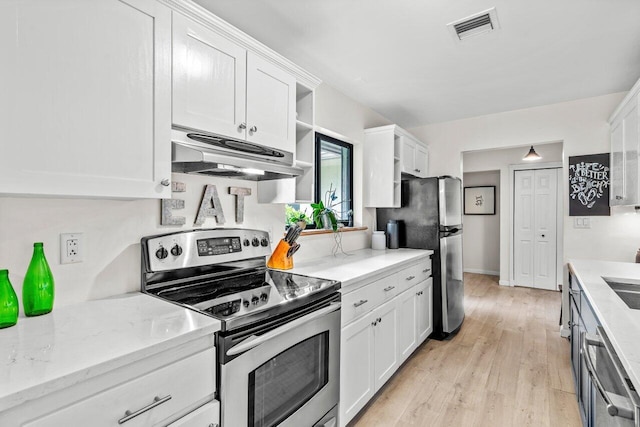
[
  {"left": 383, "top": 286, "right": 396, "bottom": 292},
  {"left": 377, "top": 317, "right": 382, "bottom": 323},
  {"left": 406, "top": 275, "right": 415, "bottom": 281},
  {"left": 422, "top": 268, "right": 430, "bottom": 273},
  {"left": 416, "top": 291, "right": 423, "bottom": 296},
  {"left": 118, "top": 395, "right": 172, "bottom": 424},
  {"left": 353, "top": 299, "right": 368, "bottom": 308}
]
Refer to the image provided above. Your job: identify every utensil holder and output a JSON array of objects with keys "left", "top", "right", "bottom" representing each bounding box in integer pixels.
[{"left": 267, "top": 239, "right": 294, "bottom": 270}]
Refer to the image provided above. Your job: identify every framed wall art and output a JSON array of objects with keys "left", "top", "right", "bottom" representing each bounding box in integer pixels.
[
  {"left": 464, "top": 186, "right": 496, "bottom": 215},
  {"left": 569, "top": 153, "right": 610, "bottom": 216}
]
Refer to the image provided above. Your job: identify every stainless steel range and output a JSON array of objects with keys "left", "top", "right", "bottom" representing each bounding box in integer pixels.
[{"left": 141, "top": 228, "right": 341, "bottom": 427}]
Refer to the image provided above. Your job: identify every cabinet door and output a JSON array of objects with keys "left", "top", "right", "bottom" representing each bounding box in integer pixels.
[
  {"left": 623, "top": 99, "right": 639, "bottom": 205},
  {"left": 0, "top": 0, "right": 172, "bottom": 199},
  {"left": 570, "top": 293, "right": 581, "bottom": 385},
  {"left": 246, "top": 52, "right": 296, "bottom": 154},
  {"left": 400, "top": 137, "right": 416, "bottom": 174},
  {"left": 340, "top": 312, "right": 375, "bottom": 425},
  {"left": 373, "top": 299, "right": 399, "bottom": 390},
  {"left": 397, "top": 288, "right": 418, "bottom": 364},
  {"left": 416, "top": 279, "right": 433, "bottom": 343},
  {"left": 172, "top": 13, "right": 247, "bottom": 141},
  {"left": 414, "top": 144, "right": 429, "bottom": 178},
  {"left": 610, "top": 119, "right": 625, "bottom": 205}
]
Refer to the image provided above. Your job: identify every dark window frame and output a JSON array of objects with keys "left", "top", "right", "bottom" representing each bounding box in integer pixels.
[{"left": 314, "top": 132, "right": 353, "bottom": 226}]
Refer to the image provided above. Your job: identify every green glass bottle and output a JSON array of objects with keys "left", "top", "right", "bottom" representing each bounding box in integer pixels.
[
  {"left": 23, "top": 242, "right": 55, "bottom": 316},
  {"left": 0, "top": 270, "right": 19, "bottom": 328}
]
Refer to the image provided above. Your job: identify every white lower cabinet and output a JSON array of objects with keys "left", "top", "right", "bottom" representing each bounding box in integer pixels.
[
  {"left": 168, "top": 400, "right": 219, "bottom": 427},
  {"left": 339, "top": 257, "right": 432, "bottom": 427}
]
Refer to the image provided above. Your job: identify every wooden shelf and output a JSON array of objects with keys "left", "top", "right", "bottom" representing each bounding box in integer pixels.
[{"left": 296, "top": 226, "right": 368, "bottom": 236}]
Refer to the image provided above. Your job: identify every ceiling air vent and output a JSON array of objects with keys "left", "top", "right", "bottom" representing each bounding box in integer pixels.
[{"left": 447, "top": 7, "right": 500, "bottom": 41}]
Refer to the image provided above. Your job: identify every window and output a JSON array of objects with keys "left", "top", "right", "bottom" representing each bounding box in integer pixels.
[
  {"left": 286, "top": 133, "right": 353, "bottom": 228},
  {"left": 315, "top": 133, "right": 353, "bottom": 223}
]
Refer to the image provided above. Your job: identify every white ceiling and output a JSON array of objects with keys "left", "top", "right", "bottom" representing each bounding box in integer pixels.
[{"left": 194, "top": 0, "right": 640, "bottom": 128}]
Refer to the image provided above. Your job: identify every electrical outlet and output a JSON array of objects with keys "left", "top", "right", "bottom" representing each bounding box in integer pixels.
[
  {"left": 573, "top": 217, "right": 591, "bottom": 229},
  {"left": 60, "top": 233, "right": 83, "bottom": 264}
]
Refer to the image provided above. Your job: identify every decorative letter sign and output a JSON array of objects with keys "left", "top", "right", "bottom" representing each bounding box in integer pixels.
[
  {"left": 161, "top": 182, "right": 186, "bottom": 225},
  {"left": 195, "top": 185, "right": 226, "bottom": 226},
  {"left": 229, "top": 187, "right": 251, "bottom": 224},
  {"left": 569, "top": 153, "right": 610, "bottom": 216}
]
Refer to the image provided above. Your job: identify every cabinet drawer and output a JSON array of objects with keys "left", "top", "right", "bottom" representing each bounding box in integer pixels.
[
  {"left": 27, "top": 348, "right": 216, "bottom": 427},
  {"left": 342, "top": 274, "right": 397, "bottom": 326},
  {"left": 397, "top": 263, "right": 425, "bottom": 293}
]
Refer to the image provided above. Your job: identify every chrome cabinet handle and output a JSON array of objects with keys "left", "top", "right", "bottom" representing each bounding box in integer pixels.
[
  {"left": 160, "top": 179, "right": 170, "bottom": 187},
  {"left": 616, "top": 195, "right": 623, "bottom": 200},
  {"left": 353, "top": 299, "right": 368, "bottom": 308},
  {"left": 406, "top": 275, "right": 415, "bottom": 281},
  {"left": 372, "top": 320, "right": 378, "bottom": 326},
  {"left": 118, "top": 395, "right": 172, "bottom": 424},
  {"left": 582, "top": 332, "right": 635, "bottom": 420},
  {"left": 422, "top": 268, "right": 431, "bottom": 273},
  {"left": 238, "top": 122, "right": 247, "bottom": 130},
  {"left": 250, "top": 125, "right": 258, "bottom": 132},
  {"left": 383, "top": 286, "right": 395, "bottom": 292}
]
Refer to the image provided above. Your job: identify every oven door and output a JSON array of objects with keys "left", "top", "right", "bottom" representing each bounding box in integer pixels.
[{"left": 221, "top": 301, "right": 341, "bottom": 427}]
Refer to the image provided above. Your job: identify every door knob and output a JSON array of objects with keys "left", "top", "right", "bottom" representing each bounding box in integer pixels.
[
  {"left": 160, "top": 179, "right": 170, "bottom": 187},
  {"left": 541, "top": 234, "right": 546, "bottom": 238},
  {"left": 250, "top": 125, "right": 258, "bottom": 133},
  {"left": 238, "top": 122, "right": 247, "bottom": 130}
]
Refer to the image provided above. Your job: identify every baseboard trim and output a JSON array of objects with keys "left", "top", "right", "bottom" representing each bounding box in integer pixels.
[
  {"left": 464, "top": 268, "right": 500, "bottom": 276},
  {"left": 498, "top": 279, "right": 511, "bottom": 287}
]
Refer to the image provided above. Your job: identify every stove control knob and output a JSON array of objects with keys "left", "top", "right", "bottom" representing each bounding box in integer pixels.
[
  {"left": 260, "top": 238, "right": 269, "bottom": 247},
  {"left": 170, "top": 244, "right": 183, "bottom": 256},
  {"left": 260, "top": 293, "right": 268, "bottom": 302},
  {"left": 251, "top": 296, "right": 260, "bottom": 305},
  {"left": 243, "top": 239, "right": 250, "bottom": 247},
  {"left": 243, "top": 300, "right": 250, "bottom": 308},
  {"left": 155, "top": 247, "right": 168, "bottom": 260},
  {"left": 251, "top": 237, "right": 260, "bottom": 247}
]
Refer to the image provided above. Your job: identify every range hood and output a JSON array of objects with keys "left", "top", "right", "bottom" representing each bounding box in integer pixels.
[{"left": 171, "top": 129, "right": 304, "bottom": 181}]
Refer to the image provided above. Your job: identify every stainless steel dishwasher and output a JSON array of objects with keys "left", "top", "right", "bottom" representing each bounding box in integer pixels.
[{"left": 582, "top": 326, "right": 640, "bottom": 426}]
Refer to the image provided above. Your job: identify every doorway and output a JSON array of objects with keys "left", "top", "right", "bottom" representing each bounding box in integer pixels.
[{"left": 513, "top": 167, "right": 561, "bottom": 290}]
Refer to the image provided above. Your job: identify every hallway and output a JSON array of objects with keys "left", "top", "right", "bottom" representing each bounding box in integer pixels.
[{"left": 351, "top": 273, "right": 581, "bottom": 426}]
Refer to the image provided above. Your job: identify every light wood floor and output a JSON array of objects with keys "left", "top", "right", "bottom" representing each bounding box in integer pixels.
[{"left": 350, "top": 273, "right": 581, "bottom": 427}]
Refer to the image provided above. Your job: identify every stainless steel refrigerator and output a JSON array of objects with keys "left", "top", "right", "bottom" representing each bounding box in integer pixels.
[{"left": 376, "top": 176, "right": 464, "bottom": 339}]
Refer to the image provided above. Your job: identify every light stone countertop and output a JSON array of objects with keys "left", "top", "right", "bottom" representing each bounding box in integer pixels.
[
  {"left": 568, "top": 259, "right": 640, "bottom": 388},
  {"left": 0, "top": 293, "right": 220, "bottom": 412},
  {"left": 288, "top": 248, "right": 434, "bottom": 291}
]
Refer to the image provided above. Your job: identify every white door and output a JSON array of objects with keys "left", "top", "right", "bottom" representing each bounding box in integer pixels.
[
  {"left": 514, "top": 169, "right": 559, "bottom": 290},
  {"left": 396, "top": 288, "right": 418, "bottom": 363},
  {"left": 416, "top": 278, "right": 434, "bottom": 343},
  {"left": 245, "top": 52, "right": 296, "bottom": 154},
  {"left": 172, "top": 13, "right": 247, "bottom": 140},
  {"left": 373, "top": 299, "right": 399, "bottom": 390},
  {"left": 0, "top": 0, "right": 172, "bottom": 199},
  {"left": 340, "top": 312, "right": 375, "bottom": 425}
]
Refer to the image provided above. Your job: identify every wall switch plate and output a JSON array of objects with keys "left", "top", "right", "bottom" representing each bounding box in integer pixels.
[
  {"left": 60, "top": 233, "right": 83, "bottom": 264},
  {"left": 573, "top": 217, "right": 591, "bottom": 229}
]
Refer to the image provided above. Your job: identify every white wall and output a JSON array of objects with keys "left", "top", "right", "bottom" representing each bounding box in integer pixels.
[
  {"left": 462, "top": 170, "right": 500, "bottom": 276},
  {"left": 0, "top": 82, "right": 392, "bottom": 308},
  {"left": 462, "top": 142, "right": 564, "bottom": 283}
]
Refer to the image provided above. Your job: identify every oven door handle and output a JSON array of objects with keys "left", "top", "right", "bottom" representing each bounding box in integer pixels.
[{"left": 226, "top": 302, "right": 341, "bottom": 357}]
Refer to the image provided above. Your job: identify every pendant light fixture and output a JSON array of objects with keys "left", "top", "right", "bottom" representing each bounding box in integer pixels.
[{"left": 523, "top": 145, "right": 542, "bottom": 161}]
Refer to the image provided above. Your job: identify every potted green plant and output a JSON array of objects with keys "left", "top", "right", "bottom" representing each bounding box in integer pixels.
[
  {"left": 285, "top": 205, "right": 311, "bottom": 229},
  {"left": 311, "top": 184, "right": 341, "bottom": 231}
]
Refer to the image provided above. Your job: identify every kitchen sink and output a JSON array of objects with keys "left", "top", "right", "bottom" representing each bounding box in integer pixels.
[{"left": 603, "top": 277, "right": 640, "bottom": 309}]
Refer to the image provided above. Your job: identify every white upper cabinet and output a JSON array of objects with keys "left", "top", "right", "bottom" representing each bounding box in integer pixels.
[
  {"left": 172, "top": 13, "right": 296, "bottom": 155},
  {"left": 609, "top": 82, "right": 640, "bottom": 206},
  {"left": 172, "top": 12, "right": 246, "bottom": 140},
  {"left": 364, "top": 125, "right": 429, "bottom": 207},
  {"left": 246, "top": 52, "right": 296, "bottom": 153},
  {"left": 0, "top": 0, "right": 172, "bottom": 199}
]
